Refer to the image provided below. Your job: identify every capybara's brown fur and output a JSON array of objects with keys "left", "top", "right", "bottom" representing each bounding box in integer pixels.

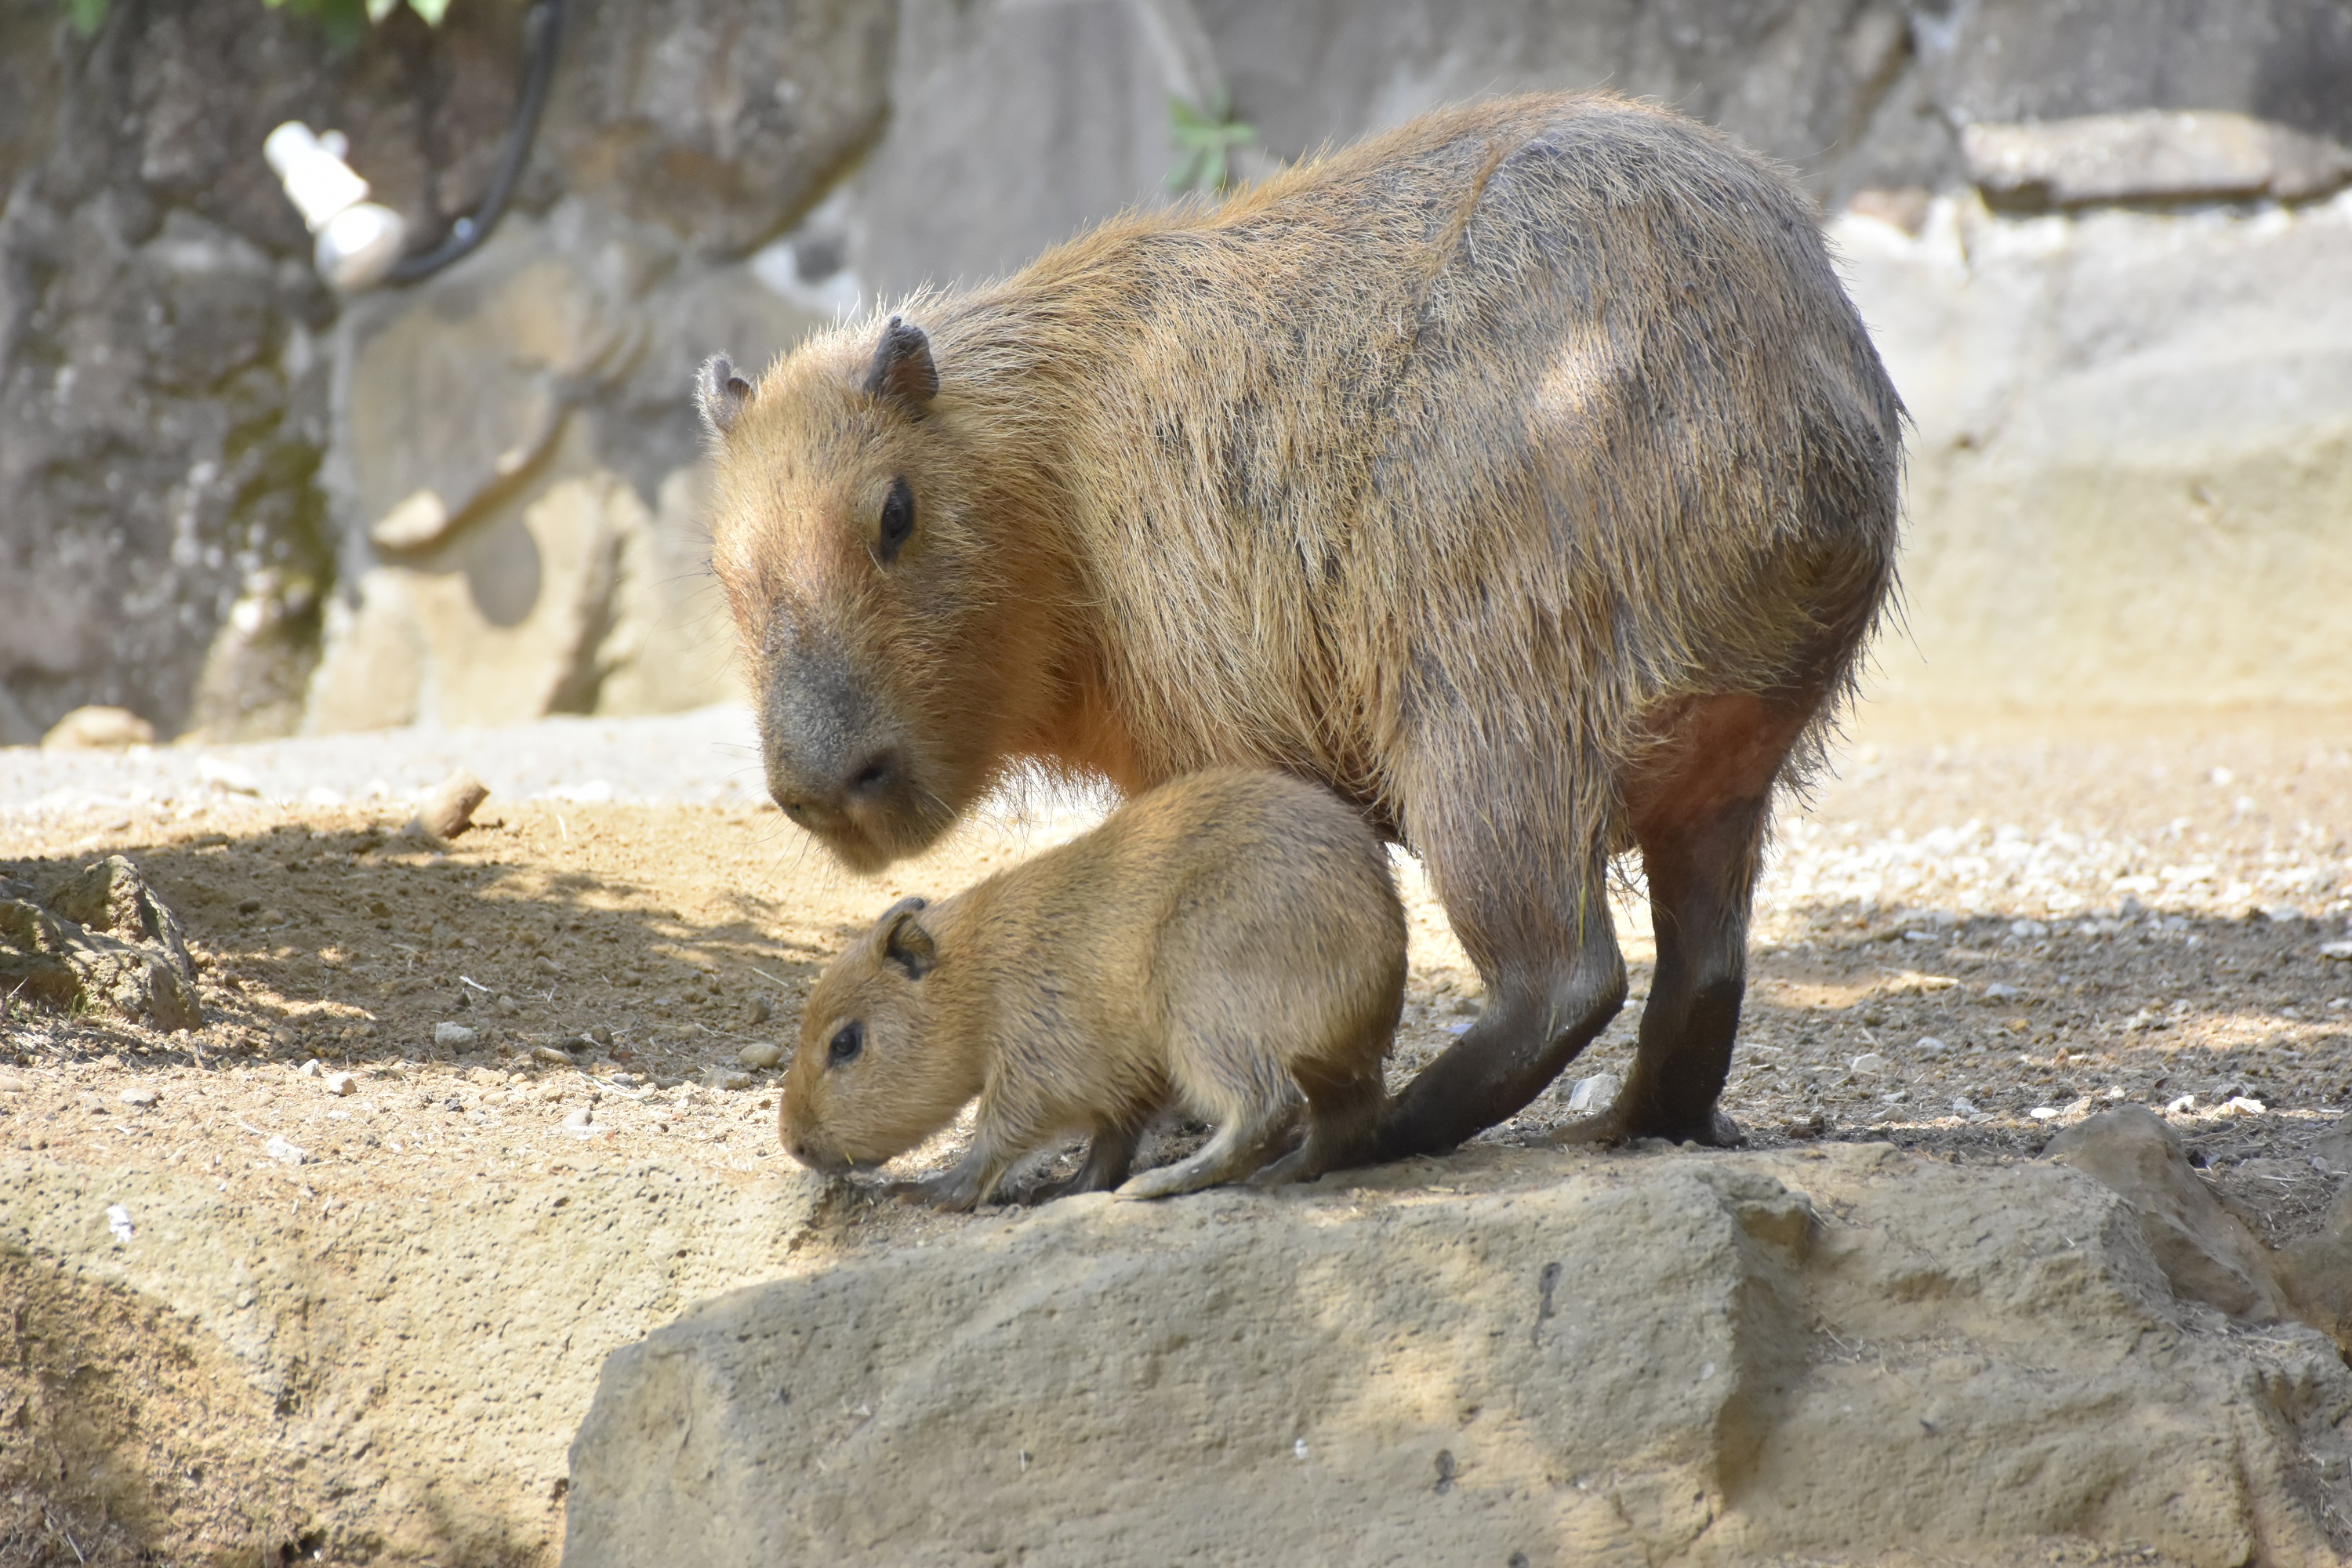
[
  {"left": 704, "top": 92, "right": 1904, "bottom": 1158},
  {"left": 780, "top": 769, "right": 1407, "bottom": 1208}
]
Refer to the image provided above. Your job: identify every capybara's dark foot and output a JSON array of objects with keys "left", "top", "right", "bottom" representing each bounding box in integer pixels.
[
  {"left": 1549, "top": 1105, "right": 1744, "bottom": 1149},
  {"left": 885, "top": 1170, "right": 985, "bottom": 1211}
]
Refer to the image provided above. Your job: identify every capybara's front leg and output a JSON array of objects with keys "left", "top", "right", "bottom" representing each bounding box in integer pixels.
[
  {"left": 1370, "top": 824, "right": 1627, "bottom": 1161},
  {"left": 887, "top": 1136, "right": 1014, "bottom": 1211}
]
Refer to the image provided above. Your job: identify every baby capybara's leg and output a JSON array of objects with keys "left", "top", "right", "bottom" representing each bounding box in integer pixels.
[
  {"left": 1117, "top": 1102, "right": 1290, "bottom": 1199},
  {"left": 1258, "top": 1065, "right": 1385, "bottom": 1185},
  {"left": 1119, "top": 1029, "right": 1296, "bottom": 1199},
  {"left": 1596, "top": 691, "right": 1815, "bottom": 1145},
  {"left": 1035, "top": 1118, "right": 1145, "bottom": 1200},
  {"left": 1370, "top": 817, "right": 1628, "bottom": 1162}
]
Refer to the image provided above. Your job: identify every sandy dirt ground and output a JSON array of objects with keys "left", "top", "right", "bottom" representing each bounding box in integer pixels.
[
  {"left": 3, "top": 702, "right": 2350, "bottom": 1563},
  {"left": 6, "top": 706, "right": 2350, "bottom": 1234}
]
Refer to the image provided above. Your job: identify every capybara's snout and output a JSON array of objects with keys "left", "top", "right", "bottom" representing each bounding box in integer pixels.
[
  {"left": 777, "top": 1112, "right": 852, "bottom": 1177},
  {"left": 756, "top": 654, "right": 930, "bottom": 869}
]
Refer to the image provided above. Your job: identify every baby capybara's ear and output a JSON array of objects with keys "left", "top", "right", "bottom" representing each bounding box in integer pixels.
[
  {"left": 864, "top": 317, "right": 938, "bottom": 414},
  {"left": 697, "top": 354, "right": 753, "bottom": 436},
  {"left": 873, "top": 895, "right": 936, "bottom": 980}
]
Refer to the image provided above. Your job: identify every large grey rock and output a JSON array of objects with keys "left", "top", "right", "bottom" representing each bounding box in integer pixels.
[
  {"left": 1835, "top": 187, "right": 2352, "bottom": 710},
  {"left": 1911, "top": 0, "right": 2352, "bottom": 152},
  {"left": 1965, "top": 111, "right": 2352, "bottom": 208},
  {"left": 2044, "top": 1104, "right": 2292, "bottom": 1322},
  {"left": 549, "top": 0, "right": 897, "bottom": 258},
  {"left": 565, "top": 1145, "right": 2349, "bottom": 1566},
  {"left": 307, "top": 461, "right": 640, "bottom": 731},
  {"left": 0, "top": 1155, "right": 826, "bottom": 1566},
  {"left": 0, "top": 0, "right": 550, "bottom": 743},
  {"left": 0, "top": 856, "right": 201, "bottom": 1031},
  {"left": 843, "top": 0, "right": 1222, "bottom": 303},
  {"left": 0, "top": 0, "right": 892, "bottom": 742},
  {"left": 308, "top": 200, "right": 822, "bottom": 731},
  {"left": 1195, "top": 0, "right": 1933, "bottom": 207}
]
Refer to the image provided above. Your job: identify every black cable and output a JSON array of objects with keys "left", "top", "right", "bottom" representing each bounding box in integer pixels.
[{"left": 383, "top": 0, "right": 565, "bottom": 285}]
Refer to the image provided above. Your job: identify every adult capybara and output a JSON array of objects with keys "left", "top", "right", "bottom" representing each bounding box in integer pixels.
[
  {"left": 780, "top": 768, "right": 1406, "bottom": 1208},
  {"left": 702, "top": 92, "right": 1903, "bottom": 1158}
]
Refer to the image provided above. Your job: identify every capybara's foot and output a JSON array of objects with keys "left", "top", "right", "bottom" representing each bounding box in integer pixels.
[
  {"left": 1549, "top": 1105, "right": 1744, "bottom": 1149},
  {"left": 1114, "top": 1163, "right": 1210, "bottom": 1200},
  {"left": 886, "top": 1170, "right": 985, "bottom": 1211},
  {"left": 1247, "top": 1147, "right": 1310, "bottom": 1187}
]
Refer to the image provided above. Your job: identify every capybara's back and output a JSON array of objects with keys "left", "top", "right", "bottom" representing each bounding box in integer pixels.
[{"left": 708, "top": 93, "right": 1902, "bottom": 1162}]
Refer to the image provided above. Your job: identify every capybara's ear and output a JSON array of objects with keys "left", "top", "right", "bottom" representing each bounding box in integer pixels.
[
  {"left": 875, "top": 895, "right": 937, "bottom": 980},
  {"left": 864, "top": 317, "right": 938, "bottom": 414},
  {"left": 697, "top": 354, "right": 753, "bottom": 436}
]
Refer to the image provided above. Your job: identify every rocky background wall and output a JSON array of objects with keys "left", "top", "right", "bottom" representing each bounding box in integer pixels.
[{"left": 3, "top": 0, "right": 2349, "bottom": 746}]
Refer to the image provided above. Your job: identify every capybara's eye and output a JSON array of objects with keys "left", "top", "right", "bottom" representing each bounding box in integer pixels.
[
  {"left": 827, "top": 1021, "right": 865, "bottom": 1067},
  {"left": 875, "top": 477, "right": 916, "bottom": 562}
]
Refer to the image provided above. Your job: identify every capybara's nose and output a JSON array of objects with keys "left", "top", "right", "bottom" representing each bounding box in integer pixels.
[
  {"left": 843, "top": 748, "right": 902, "bottom": 805},
  {"left": 768, "top": 748, "right": 903, "bottom": 827}
]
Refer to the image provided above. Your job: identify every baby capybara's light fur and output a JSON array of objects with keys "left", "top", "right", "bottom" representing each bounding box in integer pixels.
[
  {"left": 706, "top": 93, "right": 1903, "bottom": 1159},
  {"left": 780, "top": 770, "right": 1406, "bottom": 1207}
]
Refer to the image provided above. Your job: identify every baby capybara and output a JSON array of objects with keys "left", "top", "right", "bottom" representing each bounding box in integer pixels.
[
  {"left": 780, "top": 769, "right": 1406, "bottom": 1208},
  {"left": 704, "top": 93, "right": 1903, "bottom": 1160}
]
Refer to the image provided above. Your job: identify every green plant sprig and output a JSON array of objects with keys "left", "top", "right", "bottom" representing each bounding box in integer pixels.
[{"left": 1167, "top": 89, "right": 1257, "bottom": 195}]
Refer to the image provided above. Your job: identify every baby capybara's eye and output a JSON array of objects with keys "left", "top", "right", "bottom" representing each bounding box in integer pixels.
[
  {"left": 875, "top": 477, "right": 915, "bottom": 562},
  {"left": 827, "top": 1021, "right": 866, "bottom": 1067}
]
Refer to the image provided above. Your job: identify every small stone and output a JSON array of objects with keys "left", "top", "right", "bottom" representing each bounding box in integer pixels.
[
  {"left": 267, "top": 1134, "right": 307, "bottom": 1166},
  {"left": 747, "top": 994, "right": 774, "bottom": 1025},
  {"left": 196, "top": 756, "right": 261, "bottom": 795},
  {"left": 704, "top": 1067, "right": 753, "bottom": 1092},
  {"left": 107, "top": 1203, "right": 134, "bottom": 1244},
  {"left": 299, "top": 1058, "right": 323, "bottom": 1077},
  {"left": 0, "top": 1073, "right": 24, "bottom": 1094},
  {"left": 43, "top": 706, "right": 156, "bottom": 750},
  {"left": 407, "top": 768, "right": 491, "bottom": 843},
  {"left": 324, "top": 1072, "right": 358, "bottom": 1096},
  {"left": 1984, "top": 982, "right": 2022, "bottom": 1000},
  {"left": 589, "top": 1025, "right": 613, "bottom": 1047},
  {"left": 1450, "top": 994, "right": 1482, "bottom": 1016},
  {"left": 2009, "top": 920, "right": 2047, "bottom": 939},
  {"left": 1915, "top": 1036, "right": 1947, "bottom": 1055},
  {"left": 2028, "top": 1106, "right": 2060, "bottom": 1121},
  {"left": 1566, "top": 1072, "right": 1620, "bottom": 1115},
  {"left": 564, "top": 1105, "right": 595, "bottom": 1130},
  {"left": 118, "top": 1086, "right": 158, "bottom": 1108},
  {"left": 2320, "top": 942, "right": 2352, "bottom": 961},
  {"left": 2165, "top": 1094, "right": 2198, "bottom": 1115},
  {"left": 2223, "top": 1095, "right": 2268, "bottom": 1116},
  {"left": 496, "top": 993, "right": 519, "bottom": 1016},
  {"left": 434, "top": 1022, "right": 480, "bottom": 1051},
  {"left": 532, "top": 1045, "right": 573, "bottom": 1065},
  {"left": 1850, "top": 1052, "right": 1889, "bottom": 1076},
  {"left": 1952, "top": 1096, "right": 1980, "bottom": 1116},
  {"left": 738, "top": 1042, "right": 785, "bottom": 1070}
]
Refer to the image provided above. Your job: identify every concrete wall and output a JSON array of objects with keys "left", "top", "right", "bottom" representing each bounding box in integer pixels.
[{"left": 3, "top": 0, "right": 2347, "bottom": 741}]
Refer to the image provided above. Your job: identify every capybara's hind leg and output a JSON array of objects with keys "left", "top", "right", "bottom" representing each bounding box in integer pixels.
[
  {"left": 1371, "top": 813, "right": 1628, "bottom": 1162},
  {"left": 1592, "top": 692, "right": 1814, "bottom": 1145},
  {"left": 1254, "top": 1068, "right": 1384, "bottom": 1185},
  {"left": 1035, "top": 1119, "right": 1144, "bottom": 1200},
  {"left": 1116, "top": 1101, "right": 1290, "bottom": 1200}
]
